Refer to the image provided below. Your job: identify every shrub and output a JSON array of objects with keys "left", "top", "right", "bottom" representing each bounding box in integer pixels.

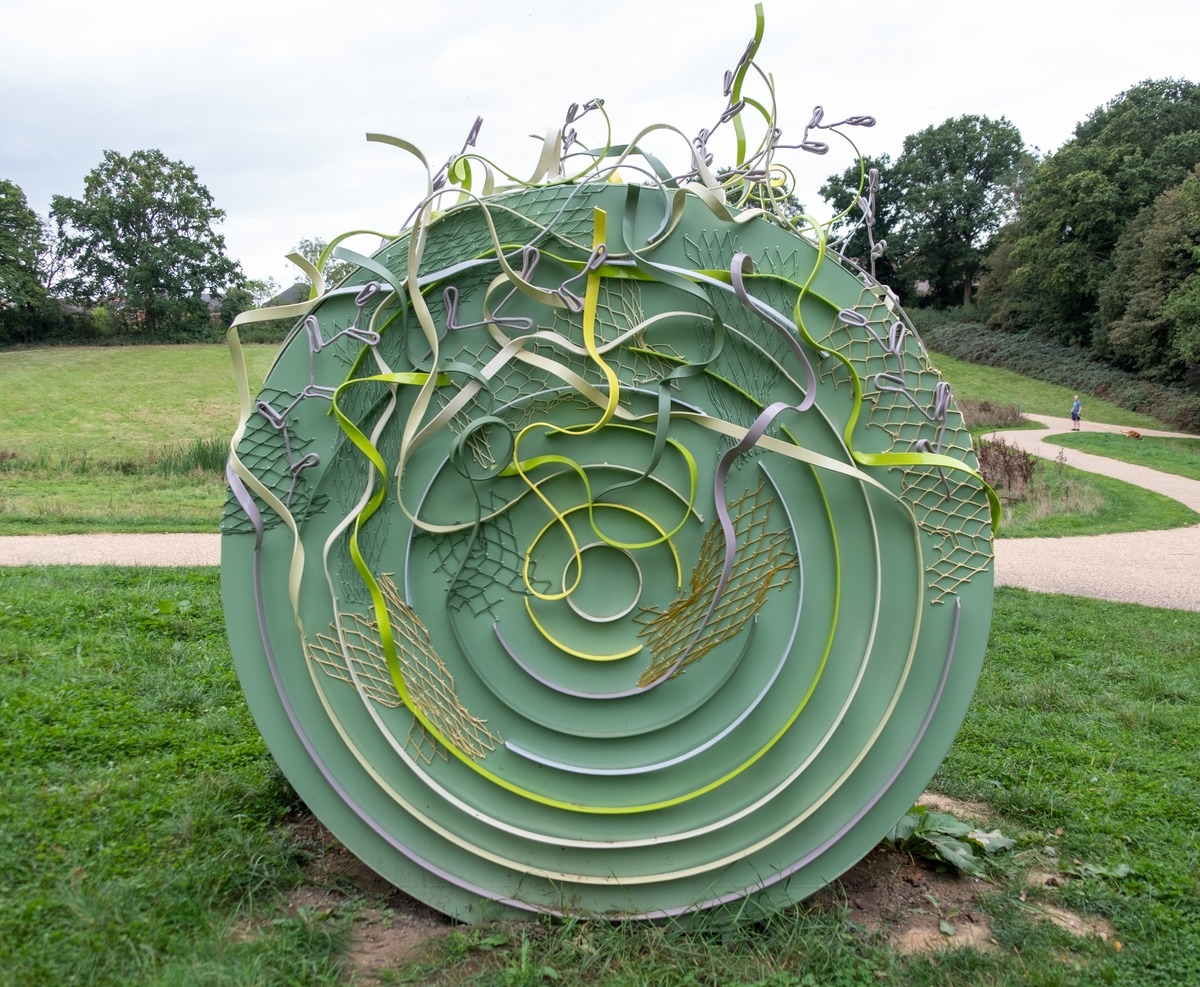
[
  {"left": 977, "top": 436, "right": 1038, "bottom": 499},
  {"left": 89, "top": 305, "right": 117, "bottom": 338}
]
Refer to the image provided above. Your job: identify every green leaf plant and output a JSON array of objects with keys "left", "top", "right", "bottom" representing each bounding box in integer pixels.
[{"left": 884, "top": 804, "right": 1015, "bottom": 878}]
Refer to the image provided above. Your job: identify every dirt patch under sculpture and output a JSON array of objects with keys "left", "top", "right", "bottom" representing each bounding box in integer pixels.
[{"left": 272, "top": 796, "right": 1114, "bottom": 982}]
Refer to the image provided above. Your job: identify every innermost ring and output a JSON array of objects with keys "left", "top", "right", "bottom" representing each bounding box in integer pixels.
[{"left": 562, "top": 542, "right": 644, "bottom": 624}]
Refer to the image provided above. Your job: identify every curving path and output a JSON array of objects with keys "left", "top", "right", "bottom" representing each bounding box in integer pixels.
[
  {"left": 1, "top": 414, "right": 1198, "bottom": 610},
  {"left": 985, "top": 415, "right": 1200, "bottom": 611}
]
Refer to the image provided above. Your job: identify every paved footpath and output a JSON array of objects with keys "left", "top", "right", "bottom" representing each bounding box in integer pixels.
[
  {"left": 984, "top": 415, "right": 1200, "bottom": 611},
  {"left": 2, "top": 415, "right": 1198, "bottom": 610},
  {"left": 0, "top": 532, "right": 221, "bottom": 567}
]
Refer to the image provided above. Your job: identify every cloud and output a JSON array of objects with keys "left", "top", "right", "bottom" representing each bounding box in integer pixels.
[{"left": 4, "top": 0, "right": 1197, "bottom": 286}]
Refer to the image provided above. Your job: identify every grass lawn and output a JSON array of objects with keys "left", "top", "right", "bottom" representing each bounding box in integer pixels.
[
  {"left": 1, "top": 344, "right": 279, "bottom": 535},
  {"left": 1044, "top": 432, "right": 1200, "bottom": 482},
  {"left": 2, "top": 344, "right": 1195, "bottom": 538},
  {"left": 2, "top": 567, "right": 1197, "bottom": 985},
  {"left": 928, "top": 352, "right": 1173, "bottom": 431},
  {"left": 1, "top": 344, "right": 279, "bottom": 460}
]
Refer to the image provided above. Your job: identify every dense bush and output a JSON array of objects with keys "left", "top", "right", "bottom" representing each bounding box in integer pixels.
[
  {"left": 918, "top": 314, "right": 1200, "bottom": 432},
  {"left": 227, "top": 318, "right": 293, "bottom": 344},
  {"left": 0, "top": 296, "right": 95, "bottom": 347}
]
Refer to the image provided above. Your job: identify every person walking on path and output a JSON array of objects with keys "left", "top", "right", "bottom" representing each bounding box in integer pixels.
[{"left": 1071, "top": 394, "right": 1082, "bottom": 430}]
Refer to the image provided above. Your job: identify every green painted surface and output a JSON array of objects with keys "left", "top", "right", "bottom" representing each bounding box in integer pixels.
[{"left": 222, "top": 180, "right": 994, "bottom": 920}]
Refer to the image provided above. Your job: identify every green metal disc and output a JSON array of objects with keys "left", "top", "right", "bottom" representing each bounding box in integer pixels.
[{"left": 221, "top": 180, "right": 994, "bottom": 921}]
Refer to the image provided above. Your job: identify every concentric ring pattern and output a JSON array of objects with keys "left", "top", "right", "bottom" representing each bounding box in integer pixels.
[{"left": 221, "top": 177, "right": 995, "bottom": 921}]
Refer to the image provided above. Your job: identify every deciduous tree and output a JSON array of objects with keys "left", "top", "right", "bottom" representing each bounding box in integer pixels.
[
  {"left": 819, "top": 154, "right": 907, "bottom": 291},
  {"left": 0, "top": 179, "right": 54, "bottom": 344},
  {"left": 0, "top": 179, "right": 46, "bottom": 310},
  {"left": 50, "top": 149, "right": 242, "bottom": 335},
  {"left": 293, "top": 236, "right": 357, "bottom": 292},
  {"left": 1096, "top": 164, "right": 1200, "bottom": 382},
  {"left": 892, "top": 115, "right": 1024, "bottom": 306},
  {"left": 218, "top": 276, "right": 281, "bottom": 327},
  {"left": 1004, "top": 79, "right": 1200, "bottom": 345}
]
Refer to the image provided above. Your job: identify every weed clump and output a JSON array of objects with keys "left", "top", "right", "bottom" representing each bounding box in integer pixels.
[
  {"left": 153, "top": 436, "right": 228, "bottom": 476},
  {"left": 977, "top": 437, "right": 1038, "bottom": 500},
  {"left": 958, "top": 399, "right": 1025, "bottom": 431},
  {"left": 1022, "top": 450, "right": 1104, "bottom": 522}
]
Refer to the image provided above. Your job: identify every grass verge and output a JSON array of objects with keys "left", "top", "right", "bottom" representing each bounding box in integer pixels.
[
  {"left": 0, "top": 466, "right": 224, "bottom": 534},
  {"left": 994, "top": 452, "right": 1200, "bottom": 538},
  {"left": 1043, "top": 433, "right": 1200, "bottom": 483},
  {"left": 2, "top": 569, "right": 1197, "bottom": 985}
]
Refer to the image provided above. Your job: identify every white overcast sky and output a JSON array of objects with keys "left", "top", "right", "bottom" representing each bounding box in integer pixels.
[{"left": 3, "top": 0, "right": 1196, "bottom": 289}]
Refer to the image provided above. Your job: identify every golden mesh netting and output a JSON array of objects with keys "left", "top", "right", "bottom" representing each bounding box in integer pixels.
[
  {"left": 635, "top": 481, "right": 797, "bottom": 685},
  {"left": 306, "top": 573, "right": 501, "bottom": 763}
]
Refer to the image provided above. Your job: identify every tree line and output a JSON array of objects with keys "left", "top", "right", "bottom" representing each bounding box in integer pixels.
[
  {"left": 818, "top": 77, "right": 1200, "bottom": 392},
  {"left": 0, "top": 152, "right": 338, "bottom": 346},
  {"left": 3, "top": 77, "right": 1198, "bottom": 396},
  {"left": 3, "top": 151, "right": 246, "bottom": 344}
]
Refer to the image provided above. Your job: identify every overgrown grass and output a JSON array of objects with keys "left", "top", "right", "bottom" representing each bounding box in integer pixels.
[
  {"left": 0, "top": 445, "right": 232, "bottom": 534},
  {"left": 1044, "top": 432, "right": 1200, "bottom": 482},
  {"left": 2, "top": 569, "right": 1197, "bottom": 985},
  {"left": 153, "top": 436, "right": 232, "bottom": 476}
]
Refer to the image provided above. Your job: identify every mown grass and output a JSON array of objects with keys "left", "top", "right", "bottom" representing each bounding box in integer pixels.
[
  {"left": 1, "top": 346, "right": 277, "bottom": 534},
  {"left": 1, "top": 345, "right": 1193, "bottom": 538},
  {"left": 1, "top": 345, "right": 279, "bottom": 460},
  {"left": 928, "top": 352, "right": 1173, "bottom": 430},
  {"left": 1044, "top": 432, "right": 1200, "bottom": 483},
  {"left": 996, "top": 452, "right": 1200, "bottom": 538},
  {"left": 2, "top": 568, "right": 1197, "bottom": 985}
]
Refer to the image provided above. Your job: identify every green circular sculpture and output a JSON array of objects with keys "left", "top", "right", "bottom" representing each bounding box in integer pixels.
[{"left": 222, "top": 10, "right": 995, "bottom": 922}]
